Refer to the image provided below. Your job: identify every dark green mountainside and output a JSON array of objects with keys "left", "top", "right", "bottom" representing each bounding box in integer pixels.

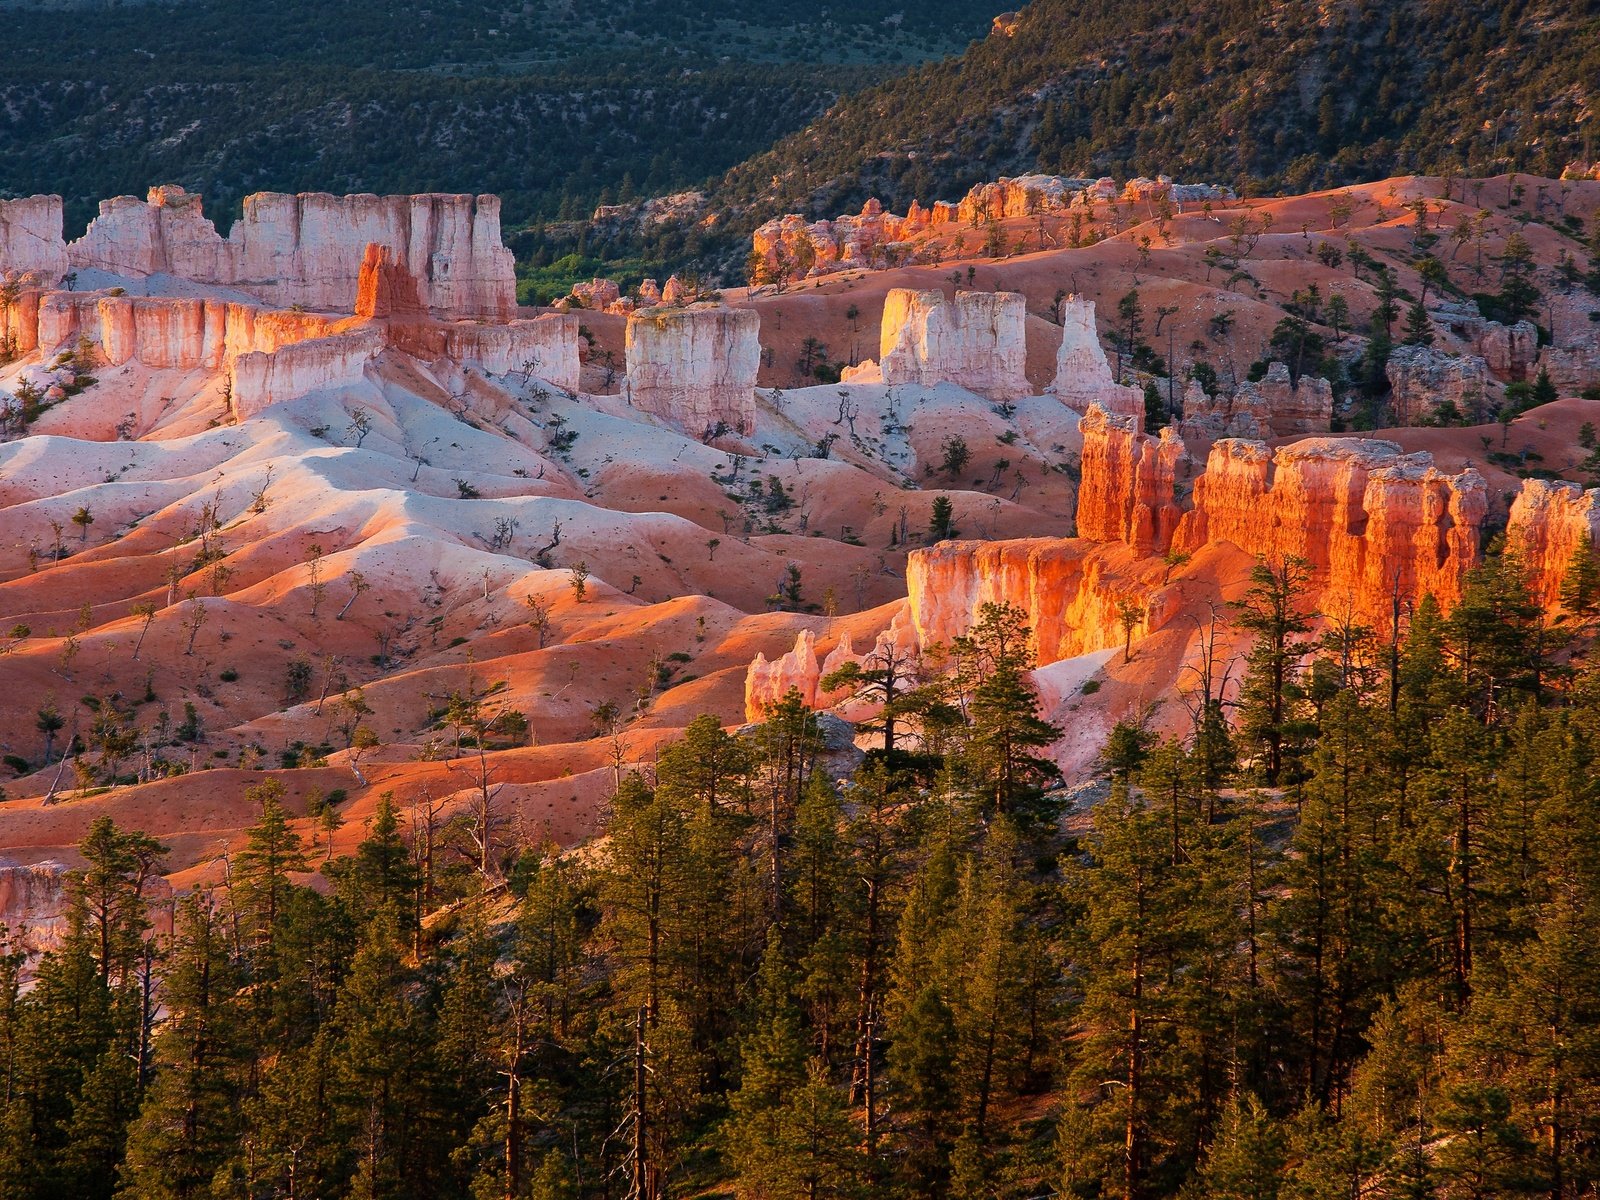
[
  {"left": 642, "top": 0, "right": 1600, "bottom": 270},
  {"left": 0, "top": 0, "right": 999, "bottom": 234}
]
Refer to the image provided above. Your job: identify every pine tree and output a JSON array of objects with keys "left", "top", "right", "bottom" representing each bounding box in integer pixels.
[
  {"left": 118, "top": 895, "right": 246, "bottom": 1200},
  {"left": 1401, "top": 298, "right": 1434, "bottom": 345},
  {"left": 953, "top": 602, "right": 1062, "bottom": 819},
  {"left": 1232, "top": 556, "right": 1315, "bottom": 785},
  {"left": 231, "top": 777, "right": 309, "bottom": 976}
]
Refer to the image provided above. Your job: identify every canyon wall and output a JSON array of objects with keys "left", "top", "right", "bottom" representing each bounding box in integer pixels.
[
  {"left": 744, "top": 630, "right": 865, "bottom": 721},
  {"left": 906, "top": 539, "right": 1178, "bottom": 665},
  {"left": 56, "top": 187, "right": 514, "bottom": 318},
  {"left": 1075, "top": 404, "right": 1185, "bottom": 554},
  {"left": 1051, "top": 295, "right": 1144, "bottom": 421},
  {"left": 1174, "top": 437, "right": 1486, "bottom": 620},
  {"left": 875, "top": 288, "right": 1029, "bottom": 400},
  {"left": 623, "top": 305, "right": 760, "bottom": 436},
  {"left": 0, "top": 197, "right": 68, "bottom": 284},
  {"left": 1506, "top": 479, "right": 1600, "bottom": 608}
]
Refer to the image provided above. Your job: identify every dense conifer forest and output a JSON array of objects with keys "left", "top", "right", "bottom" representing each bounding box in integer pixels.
[
  {"left": 0, "top": 0, "right": 995, "bottom": 233},
  {"left": 707, "top": 0, "right": 1600, "bottom": 225},
  {"left": 8, "top": 551, "right": 1600, "bottom": 1199}
]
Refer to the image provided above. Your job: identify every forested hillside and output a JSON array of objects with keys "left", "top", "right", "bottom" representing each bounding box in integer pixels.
[
  {"left": 8, "top": 559, "right": 1600, "bottom": 1199},
  {"left": 693, "top": 0, "right": 1600, "bottom": 249},
  {"left": 0, "top": 0, "right": 999, "bottom": 233}
]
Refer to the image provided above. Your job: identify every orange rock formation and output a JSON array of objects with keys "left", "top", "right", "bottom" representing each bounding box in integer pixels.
[
  {"left": 1075, "top": 405, "right": 1186, "bottom": 554},
  {"left": 1506, "top": 479, "right": 1600, "bottom": 608},
  {"left": 1174, "top": 437, "right": 1487, "bottom": 620}
]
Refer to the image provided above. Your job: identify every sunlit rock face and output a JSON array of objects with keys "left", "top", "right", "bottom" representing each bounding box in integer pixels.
[
  {"left": 906, "top": 539, "right": 1177, "bottom": 666},
  {"left": 1051, "top": 295, "right": 1144, "bottom": 423},
  {"left": 60, "top": 187, "right": 515, "bottom": 319},
  {"left": 1075, "top": 404, "right": 1185, "bottom": 555},
  {"left": 623, "top": 305, "right": 760, "bottom": 437},
  {"left": 875, "top": 288, "right": 1029, "bottom": 401},
  {"left": 1507, "top": 479, "right": 1600, "bottom": 609},
  {"left": 1174, "top": 437, "right": 1487, "bottom": 620}
]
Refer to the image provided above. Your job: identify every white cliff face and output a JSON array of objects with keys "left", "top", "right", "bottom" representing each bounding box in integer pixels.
[
  {"left": 623, "top": 304, "right": 760, "bottom": 437},
  {"left": 58, "top": 187, "right": 515, "bottom": 318},
  {"left": 0, "top": 196, "right": 69, "bottom": 284},
  {"left": 442, "top": 315, "right": 581, "bottom": 390},
  {"left": 877, "top": 288, "right": 1029, "bottom": 400},
  {"left": 228, "top": 329, "right": 386, "bottom": 420},
  {"left": 1051, "top": 294, "right": 1144, "bottom": 422}
]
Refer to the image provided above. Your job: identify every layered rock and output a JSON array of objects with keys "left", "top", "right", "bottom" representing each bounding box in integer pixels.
[
  {"left": 1506, "top": 480, "right": 1600, "bottom": 608},
  {"left": 1174, "top": 438, "right": 1486, "bottom": 620},
  {"left": 31, "top": 291, "right": 342, "bottom": 370},
  {"left": 623, "top": 305, "right": 760, "bottom": 436},
  {"left": 1051, "top": 295, "right": 1144, "bottom": 421},
  {"left": 1385, "top": 346, "right": 1491, "bottom": 424},
  {"left": 62, "top": 186, "right": 515, "bottom": 318},
  {"left": 752, "top": 199, "right": 927, "bottom": 279},
  {"left": 228, "top": 329, "right": 385, "bottom": 420},
  {"left": 1076, "top": 404, "right": 1185, "bottom": 554},
  {"left": 907, "top": 539, "right": 1178, "bottom": 666},
  {"left": 877, "top": 288, "right": 1029, "bottom": 400},
  {"left": 0, "top": 196, "right": 68, "bottom": 283}
]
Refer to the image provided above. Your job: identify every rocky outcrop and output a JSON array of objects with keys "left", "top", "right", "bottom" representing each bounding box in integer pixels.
[
  {"left": 1506, "top": 479, "right": 1600, "bottom": 608},
  {"left": 744, "top": 630, "right": 865, "bottom": 720},
  {"left": 877, "top": 288, "right": 1029, "bottom": 400},
  {"left": 1174, "top": 437, "right": 1486, "bottom": 620},
  {"left": 1385, "top": 346, "right": 1491, "bottom": 425},
  {"left": 1051, "top": 295, "right": 1144, "bottom": 422},
  {"left": 0, "top": 196, "right": 68, "bottom": 284},
  {"left": 228, "top": 329, "right": 385, "bottom": 420},
  {"left": 1535, "top": 345, "right": 1600, "bottom": 397},
  {"left": 1076, "top": 404, "right": 1185, "bottom": 554},
  {"left": 1231, "top": 363, "right": 1333, "bottom": 437},
  {"left": 0, "top": 860, "right": 69, "bottom": 952},
  {"left": 752, "top": 199, "right": 926, "bottom": 279},
  {"left": 907, "top": 539, "right": 1178, "bottom": 666},
  {"left": 623, "top": 305, "right": 760, "bottom": 437},
  {"left": 1180, "top": 364, "right": 1332, "bottom": 440},
  {"left": 1474, "top": 319, "right": 1539, "bottom": 382},
  {"left": 61, "top": 186, "right": 515, "bottom": 318}
]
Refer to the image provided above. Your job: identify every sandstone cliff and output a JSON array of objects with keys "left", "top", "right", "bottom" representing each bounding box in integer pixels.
[
  {"left": 877, "top": 288, "right": 1029, "bottom": 400},
  {"left": 1506, "top": 479, "right": 1600, "bottom": 609},
  {"left": 0, "top": 197, "right": 68, "bottom": 285},
  {"left": 1179, "top": 363, "right": 1331, "bottom": 442},
  {"left": 906, "top": 538, "right": 1178, "bottom": 665},
  {"left": 59, "top": 186, "right": 515, "bottom": 318},
  {"left": 1051, "top": 295, "right": 1144, "bottom": 422},
  {"left": 1174, "top": 437, "right": 1486, "bottom": 621},
  {"left": 623, "top": 305, "right": 760, "bottom": 436},
  {"left": 1075, "top": 404, "right": 1185, "bottom": 554},
  {"left": 31, "top": 291, "right": 343, "bottom": 371},
  {"left": 228, "top": 329, "right": 386, "bottom": 421}
]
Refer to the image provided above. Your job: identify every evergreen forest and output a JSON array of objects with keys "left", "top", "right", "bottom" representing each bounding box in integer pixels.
[{"left": 6, "top": 549, "right": 1600, "bottom": 1199}]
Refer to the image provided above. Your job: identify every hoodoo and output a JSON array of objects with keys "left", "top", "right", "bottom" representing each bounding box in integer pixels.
[{"left": 623, "top": 304, "right": 760, "bottom": 437}]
